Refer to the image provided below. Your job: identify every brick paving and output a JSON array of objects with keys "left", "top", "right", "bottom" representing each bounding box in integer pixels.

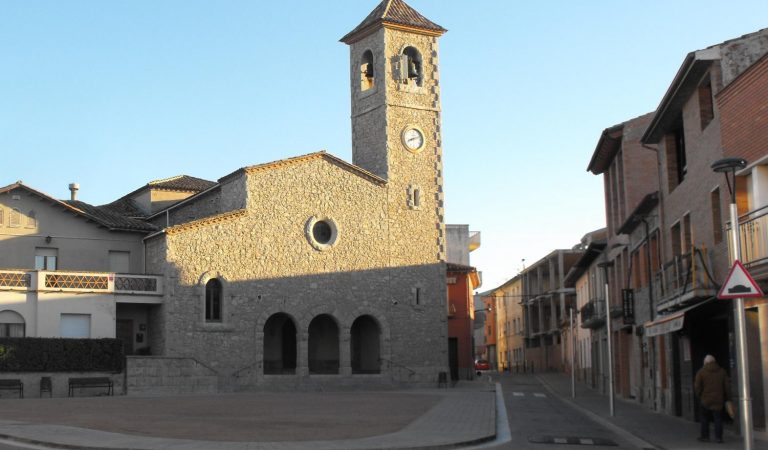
[{"left": 0, "top": 383, "right": 497, "bottom": 450}]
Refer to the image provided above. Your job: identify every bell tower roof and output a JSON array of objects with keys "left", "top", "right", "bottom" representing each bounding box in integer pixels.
[{"left": 340, "top": 0, "right": 446, "bottom": 44}]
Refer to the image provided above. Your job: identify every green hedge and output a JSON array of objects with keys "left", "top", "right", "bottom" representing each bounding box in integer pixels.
[{"left": 0, "top": 338, "right": 124, "bottom": 372}]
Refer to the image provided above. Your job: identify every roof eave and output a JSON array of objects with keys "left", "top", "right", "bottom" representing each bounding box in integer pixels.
[
  {"left": 617, "top": 191, "right": 660, "bottom": 235},
  {"left": 587, "top": 123, "right": 624, "bottom": 174},
  {"left": 341, "top": 21, "right": 445, "bottom": 44}
]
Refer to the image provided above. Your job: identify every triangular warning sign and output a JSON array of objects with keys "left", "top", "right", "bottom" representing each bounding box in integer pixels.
[{"left": 717, "top": 260, "right": 765, "bottom": 299}]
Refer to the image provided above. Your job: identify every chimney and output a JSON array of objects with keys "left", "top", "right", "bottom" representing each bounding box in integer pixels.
[{"left": 68, "top": 183, "right": 79, "bottom": 201}]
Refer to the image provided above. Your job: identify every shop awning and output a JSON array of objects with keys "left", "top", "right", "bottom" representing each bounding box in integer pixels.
[{"left": 644, "top": 298, "right": 714, "bottom": 337}]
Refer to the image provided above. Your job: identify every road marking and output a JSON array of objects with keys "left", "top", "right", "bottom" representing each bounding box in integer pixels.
[
  {"left": 533, "top": 393, "right": 546, "bottom": 398},
  {"left": 554, "top": 437, "right": 568, "bottom": 444},
  {"left": 580, "top": 438, "right": 594, "bottom": 445},
  {"left": 513, "top": 392, "right": 524, "bottom": 397}
]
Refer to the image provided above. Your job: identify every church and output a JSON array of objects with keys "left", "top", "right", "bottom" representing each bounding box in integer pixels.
[{"left": 0, "top": 0, "right": 451, "bottom": 392}]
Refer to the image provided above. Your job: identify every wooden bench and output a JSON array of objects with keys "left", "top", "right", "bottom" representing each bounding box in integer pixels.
[
  {"left": 68, "top": 377, "right": 113, "bottom": 397},
  {"left": 0, "top": 379, "right": 23, "bottom": 398}
]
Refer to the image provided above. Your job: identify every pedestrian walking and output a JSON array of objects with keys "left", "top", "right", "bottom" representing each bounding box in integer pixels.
[{"left": 694, "top": 354, "right": 732, "bottom": 443}]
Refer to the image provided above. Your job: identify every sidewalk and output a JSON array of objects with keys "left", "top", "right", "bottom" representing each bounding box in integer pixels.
[
  {"left": 538, "top": 372, "right": 768, "bottom": 450},
  {"left": 0, "top": 382, "right": 497, "bottom": 450}
]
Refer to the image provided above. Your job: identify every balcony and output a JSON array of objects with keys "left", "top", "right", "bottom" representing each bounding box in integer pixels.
[
  {"left": 0, "top": 269, "right": 163, "bottom": 300},
  {"left": 469, "top": 231, "right": 481, "bottom": 252},
  {"left": 728, "top": 205, "right": 768, "bottom": 275},
  {"left": 580, "top": 299, "right": 605, "bottom": 329},
  {"left": 654, "top": 247, "right": 716, "bottom": 312}
]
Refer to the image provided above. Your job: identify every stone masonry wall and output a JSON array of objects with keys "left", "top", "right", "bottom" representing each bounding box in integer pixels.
[{"left": 152, "top": 157, "right": 448, "bottom": 388}]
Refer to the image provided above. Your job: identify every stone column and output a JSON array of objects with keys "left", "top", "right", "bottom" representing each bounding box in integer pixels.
[
  {"left": 298, "top": 332, "right": 309, "bottom": 377},
  {"left": 340, "top": 327, "right": 352, "bottom": 376}
]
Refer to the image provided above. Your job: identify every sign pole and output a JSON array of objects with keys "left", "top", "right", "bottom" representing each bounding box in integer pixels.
[{"left": 728, "top": 202, "right": 753, "bottom": 450}]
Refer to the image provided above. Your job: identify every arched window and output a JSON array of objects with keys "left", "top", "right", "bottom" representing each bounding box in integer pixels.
[
  {"left": 205, "top": 278, "right": 222, "bottom": 322},
  {"left": 308, "top": 314, "right": 339, "bottom": 374},
  {"left": 360, "top": 50, "right": 374, "bottom": 91},
  {"left": 351, "top": 315, "right": 381, "bottom": 374},
  {"left": 0, "top": 310, "right": 25, "bottom": 337},
  {"left": 9, "top": 208, "right": 21, "bottom": 228},
  {"left": 400, "top": 46, "right": 423, "bottom": 86},
  {"left": 263, "top": 313, "right": 297, "bottom": 375}
]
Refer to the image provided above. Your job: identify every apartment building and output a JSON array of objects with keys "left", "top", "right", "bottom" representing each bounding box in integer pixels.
[{"left": 522, "top": 249, "right": 582, "bottom": 372}]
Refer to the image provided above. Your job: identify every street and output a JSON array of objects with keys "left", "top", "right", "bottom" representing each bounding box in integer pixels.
[{"left": 478, "top": 373, "right": 648, "bottom": 450}]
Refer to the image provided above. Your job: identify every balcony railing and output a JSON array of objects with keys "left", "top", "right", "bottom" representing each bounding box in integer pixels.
[
  {"left": 728, "top": 205, "right": 768, "bottom": 267},
  {"left": 579, "top": 299, "right": 606, "bottom": 329},
  {"left": 654, "top": 247, "right": 716, "bottom": 312},
  {"left": 0, "top": 269, "right": 163, "bottom": 296}
]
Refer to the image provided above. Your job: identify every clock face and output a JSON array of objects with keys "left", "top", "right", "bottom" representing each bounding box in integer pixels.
[{"left": 403, "top": 128, "right": 424, "bottom": 151}]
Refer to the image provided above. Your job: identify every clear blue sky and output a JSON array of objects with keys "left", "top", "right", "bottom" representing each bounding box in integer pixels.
[{"left": 2, "top": 1, "right": 767, "bottom": 289}]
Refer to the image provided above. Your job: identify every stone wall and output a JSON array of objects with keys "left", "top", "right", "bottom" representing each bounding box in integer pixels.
[{"left": 126, "top": 356, "right": 217, "bottom": 396}]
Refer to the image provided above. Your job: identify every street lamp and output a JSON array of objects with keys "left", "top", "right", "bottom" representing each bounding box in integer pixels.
[
  {"left": 597, "top": 260, "right": 615, "bottom": 417},
  {"left": 711, "top": 156, "right": 752, "bottom": 450}
]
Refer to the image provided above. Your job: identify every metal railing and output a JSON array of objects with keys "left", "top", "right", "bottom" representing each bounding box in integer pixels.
[
  {"left": 728, "top": 205, "right": 768, "bottom": 267},
  {"left": 654, "top": 247, "right": 715, "bottom": 311}
]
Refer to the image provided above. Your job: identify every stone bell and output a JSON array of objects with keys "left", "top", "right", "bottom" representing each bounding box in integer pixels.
[{"left": 363, "top": 63, "right": 374, "bottom": 79}]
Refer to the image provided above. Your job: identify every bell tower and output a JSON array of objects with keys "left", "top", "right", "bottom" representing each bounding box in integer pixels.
[{"left": 341, "top": 0, "right": 447, "bottom": 263}]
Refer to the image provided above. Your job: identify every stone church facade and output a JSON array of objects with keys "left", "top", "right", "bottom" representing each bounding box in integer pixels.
[{"left": 137, "top": 0, "right": 451, "bottom": 389}]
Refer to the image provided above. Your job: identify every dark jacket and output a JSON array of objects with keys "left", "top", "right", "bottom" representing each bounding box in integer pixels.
[{"left": 694, "top": 361, "right": 732, "bottom": 411}]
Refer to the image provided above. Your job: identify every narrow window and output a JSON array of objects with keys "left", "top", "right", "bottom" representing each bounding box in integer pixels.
[
  {"left": 682, "top": 214, "right": 692, "bottom": 254},
  {"left": 360, "top": 50, "right": 374, "bottom": 91},
  {"left": 0, "top": 207, "right": 4, "bottom": 226},
  {"left": 671, "top": 222, "right": 682, "bottom": 256},
  {"left": 205, "top": 278, "right": 222, "bottom": 322},
  {"left": 9, "top": 208, "right": 21, "bottom": 227},
  {"left": 699, "top": 76, "right": 714, "bottom": 129},
  {"left": 414, "top": 287, "right": 421, "bottom": 305},
  {"left": 711, "top": 188, "right": 723, "bottom": 244},
  {"left": 665, "top": 121, "right": 687, "bottom": 191}
]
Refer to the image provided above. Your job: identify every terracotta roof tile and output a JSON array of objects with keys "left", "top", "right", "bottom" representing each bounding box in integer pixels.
[
  {"left": 65, "top": 200, "right": 158, "bottom": 232},
  {"left": 341, "top": 0, "right": 446, "bottom": 43},
  {"left": 147, "top": 175, "right": 216, "bottom": 192}
]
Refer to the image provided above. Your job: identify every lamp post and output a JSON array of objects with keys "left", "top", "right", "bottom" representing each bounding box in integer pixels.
[
  {"left": 711, "top": 157, "right": 752, "bottom": 450},
  {"left": 597, "top": 260, "right": 615, "bottom": 417}
]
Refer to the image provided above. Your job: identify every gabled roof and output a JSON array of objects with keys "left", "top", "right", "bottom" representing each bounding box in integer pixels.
[
  {"left": 0, "top": 182, "right": 156, "bottom": 233},
  {"left": 104, "top": 175, "right": 216, "bottom": 219},
  {"left": 340, "top": 0, "right": 446, "bottom": 44},
  {"left": 219, "top": 151, "right": 387, "bottom": 186},
  {"left": 563, "top": 241, "right": 608, "bottom": 287},
  {"left": 587, "top": 123, "right": 624, "bottom": 175},
  {"left": 642, "top": 28, "right": 768, "bottom": 144}
]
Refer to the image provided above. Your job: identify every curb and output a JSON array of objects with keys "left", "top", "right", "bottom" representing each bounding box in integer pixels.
[{"left": 535, "top": 375, "right": 659, "bottom": 450}]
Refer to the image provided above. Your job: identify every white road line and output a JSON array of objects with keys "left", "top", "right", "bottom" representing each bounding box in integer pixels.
[
  {"left": 580, "top": 438, "right": 595, "bottom": 445},
  {"left": 553, "top": 437, "right": 568, "bottom": 444},
  {"left": 533, "top": 393, "right": 546, "bottom": 398},
  {"left": 512, "top": 392, "right": 524, "bottom": 397}
]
